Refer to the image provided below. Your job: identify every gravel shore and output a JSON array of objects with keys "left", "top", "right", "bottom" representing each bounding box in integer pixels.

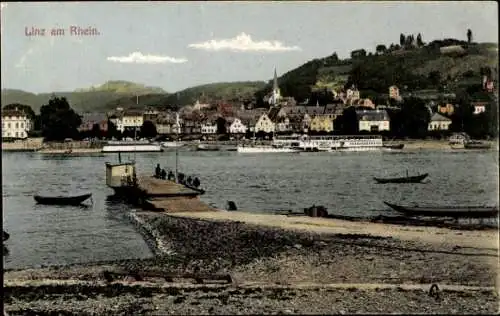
[{"left": 4, "top": 211, "right": 499, "bottom": 315}]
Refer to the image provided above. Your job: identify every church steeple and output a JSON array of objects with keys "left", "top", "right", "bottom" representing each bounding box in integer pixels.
[
  {"left": 269, "top": 67, "right": 281, "bottom": 106},
  {"left": 273, "top": 68, "right": 278, "bottom": 92}
]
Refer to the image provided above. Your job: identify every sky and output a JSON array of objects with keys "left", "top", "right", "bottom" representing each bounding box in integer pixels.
[{"left": 1, "top": 1, "right": 498, "bottom": 94}]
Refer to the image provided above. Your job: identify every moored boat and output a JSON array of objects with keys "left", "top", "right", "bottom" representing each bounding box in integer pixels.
[
  {"left": 374, "top": 172, "right": 428, "bottom": 184},
  {"left": 464, "top": 141, "right": 491, "bottom": 150},
  {"left": 384, "top": 201, "right": 499, "bottom": 218},
  {"left": 273, "top": 134, "right": 384, "bottom": 152},
  {"left": 196, "top": 144, "right": 221, "bottom": 151},
  {"left": 102, "top": 142, "right": 163, "bottom": 153},
  {"left": 237, "top": 145, "right": 301, "bottom": 153},
  {"left": 34, "top": 193, "right": 92, "bottom": 206},
  {"left": 3, "top": 230, "right": 9, "bottom": 242}
]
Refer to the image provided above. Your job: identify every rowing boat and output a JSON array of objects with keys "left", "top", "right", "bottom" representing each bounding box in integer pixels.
[
  {"left": 384, "top": 201, "right": 499, "bottom": 218},
  {"left": 34, "top": 193, "right": 92, "bottom": 206}
]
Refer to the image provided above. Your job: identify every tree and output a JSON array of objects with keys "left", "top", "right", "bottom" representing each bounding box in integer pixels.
[
  {"left": 400, "top": 34, "right": 405, "bottom": 46},
  {"left": 216, "top": 117, "right": 227, "bottom": 134},
  {"left": 39, "top": 96, "right": 82, "bottom": 141},
  {"left": 338, "top": 106, "right": 359, "bottom": 134},
  {"left": 106, "top": 118, "right": 120, "bottom": 139},
  {"left": 140, "top": 120, "right": 157, "bottom": 138},
  {"left": 416, "top": 33, "right": 424, "bottom": 47},
  {"left": 91, "top": 123, "right": 101, "bottom": 139},
  {"left": 467, "top": 29, "right": 473, "bottom": 44},
  {"left": 350, "top": 49, "right": 367, "bottom": 59},
  {"left": 376, "top": 44, "right": 387, "bottom": 55},
  {"left": 399, "top": 97, "right": 431, "bottom": 138},
  {"left": 428, "top": 70, "right": 441, "bottom": 86}
]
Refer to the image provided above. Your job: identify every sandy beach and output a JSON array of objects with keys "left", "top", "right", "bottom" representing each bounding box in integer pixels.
[{"left": 4, "top": 210, "right": 499, "bottom": 315}]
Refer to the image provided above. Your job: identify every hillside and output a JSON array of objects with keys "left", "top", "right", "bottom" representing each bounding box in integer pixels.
[
  {"left": 162, "top": 81, "right": 266, "bottom": 106},
  {"left": 2, "top": 81, "right": 266, "bottom": 113},
  {"left": 74, "top": 80, "right": 167, "bottom": 94},
  {"left": 256, "top": 41, "right": 498, "bottom": 104},
  {"left": 1, "top": 80, "right": 169, "bottom": 113}
]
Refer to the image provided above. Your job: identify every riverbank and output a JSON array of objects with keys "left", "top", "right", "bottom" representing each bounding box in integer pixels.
[
  {"left": 4, "top": 210, "right": 498, "bottom": 314},
  {"left": 36, "top": 148, "right": 103, "bottom": 154},
  {"left": 2, "top": 138, "right": 497, "bottom": 153}
]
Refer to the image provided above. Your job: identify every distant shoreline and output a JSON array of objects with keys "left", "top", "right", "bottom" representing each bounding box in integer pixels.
[{"left": 1, "top": 138, "right": 497, "bottom": 153}]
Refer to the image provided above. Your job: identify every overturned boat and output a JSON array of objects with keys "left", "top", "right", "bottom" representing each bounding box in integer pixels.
[
  {"left": 384, "top": 201, "right": 499, "bottom": 218},
  {"left": 34, "top": 193, "right": 92, "bottom": 206}
]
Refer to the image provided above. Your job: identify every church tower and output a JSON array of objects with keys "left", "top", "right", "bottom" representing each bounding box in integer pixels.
[{"left": 269, "top": 67, "right": 281, "bottom": 106}]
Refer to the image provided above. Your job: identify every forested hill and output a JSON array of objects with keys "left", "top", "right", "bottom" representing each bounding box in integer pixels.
[{"left": 254, "top": 38, "right": 498, "bottom": 106}]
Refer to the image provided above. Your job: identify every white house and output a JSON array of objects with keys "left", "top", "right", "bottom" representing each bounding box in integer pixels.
[
  {"left": 229, "top": 118, "right": 247, "bottom": 134},
  {"left": 254, "top": 114, "right": 275, "bottom": 133},
  {"left": 2, "top": 109, "right": 32, "bottom": 139},
  {"left": 356, "top": 109, "right": 390, "bottom": 132},
  {"left": 201, "top": 121, "right": 217, "bottom": 134},
  {"left": 112, "top": 111, "right": 144, "bottom": 133},
  {"left": 121, "top": 111, "right": 143, "bottom": 132},
  {"left": 428, "top": 112, "right": 452, "bottom": 131}
]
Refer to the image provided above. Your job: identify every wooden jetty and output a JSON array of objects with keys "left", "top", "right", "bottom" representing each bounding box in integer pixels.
[
  {"left": 136, "top": 176, "right": 201, "bottom": 198},
  {"left": 105, "top": 161, "right": 216, "bottom": 213}
]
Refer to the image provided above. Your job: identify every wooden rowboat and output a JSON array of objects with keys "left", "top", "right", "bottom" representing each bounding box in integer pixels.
[
  {"left": 34, "top": 193, "right": 92, "bottom": 206},
  {"left": 384, "top": 201, "right": 499, "bottom": 218},
  {"left": 374, "top": 173, "right": 428, "bottom": 184},
  {"left": 3, "top": 230, "right": 9, "bottom": 242}
]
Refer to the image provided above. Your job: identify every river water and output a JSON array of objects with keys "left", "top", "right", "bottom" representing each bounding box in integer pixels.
[{"left": 2, "top": 149, "right": 498, "bottom": 269}]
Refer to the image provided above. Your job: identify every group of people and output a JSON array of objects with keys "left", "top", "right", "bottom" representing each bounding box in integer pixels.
[{"left": 154, "top": 164, "right": 201, "bottom": 188}]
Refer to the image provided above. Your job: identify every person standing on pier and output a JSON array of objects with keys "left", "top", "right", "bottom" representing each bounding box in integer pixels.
[
  {"left": 168, "top": 170, "right": 175, "bottom": 181},
  {"left": 161, "top": 169, "right": 167, "bottom": 180},
  {"left": 193, "top": 177, "right": 200, "bottom": 188},
  {"left": 155, "top": 164, "right": 161, "bottom": 178}
]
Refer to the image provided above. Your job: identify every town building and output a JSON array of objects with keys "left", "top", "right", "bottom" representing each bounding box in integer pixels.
[
  {"left": 471, "top": 101, "right": 487, "bottom": 115},
  {"left": 309, "top": 115, "right": 334, "bottom": 133},
  {"left": 201, "top": 120, "right": 218, "bottom": 134},
  {"left": 228, "top": 118, "right": 247, "bottom": 134},
  {"left": 114, "top": 111, "right": 144, "bottom": 133},
  {"left": 356, "top": 109, "right": 390, "bottom": 132},
  {"left": 254, "top": 113, "right": 275, "bottom": 133},
  {"left": 155, "top": 118, "right": 174, "bottom": 135},
  {"left": 437, "top": 103, "right": 455, "bottom": 116},
  {"left": 143, "top": 109, "right": 160, "bottom": 122},
  {"left": 1, "top": 108, "right": 32, "bottom": 139},
  {"left": 78, "top": 113, "right": 108, "bottom": 132},
  {"left": 389, "top": 85, "right": 401, "bottom": 100},
  {"left": 323, "top": 103, "right": 345, "bottom": 120},
  {"left": 428, "top": 112, "right": 452, "bottom": 131}
]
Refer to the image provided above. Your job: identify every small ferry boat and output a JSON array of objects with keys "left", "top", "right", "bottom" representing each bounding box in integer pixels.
[{"left": 102, "top": 141, "right": 163, "bottom": 153}]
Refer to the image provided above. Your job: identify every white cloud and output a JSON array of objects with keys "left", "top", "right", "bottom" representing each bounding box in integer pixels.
[
  {"left": 107, "top": 52, "right": 187, "bottom": 64},
  {"left": 188, "top": 32, "right": 301, "bottom": 52}
]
